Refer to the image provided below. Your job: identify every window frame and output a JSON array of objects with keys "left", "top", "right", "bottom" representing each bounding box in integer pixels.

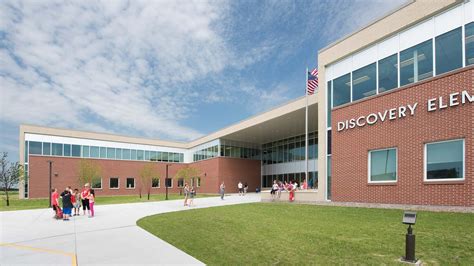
[
  {"left": 368, "top": 147, "right": 398, "bottom": 184},
  {"left": 424, "top": 139, "right": 465, "bottom": 182},
  {"left": 126, "top": 177, "right": 135, "bottom": 189},
  {"left": 91, "top": 178, "right": 103, "bottom": 190},
  {"left": 151, "top": 177, "right": 160, "bottom": 188},
  {"left": 109, "top": 177, "right": 120, "bottom": 189}
]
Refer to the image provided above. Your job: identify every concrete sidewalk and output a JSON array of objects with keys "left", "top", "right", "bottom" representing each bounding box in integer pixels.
[{"left": 0, "top": 193, "right": 260, "bottom": 265}]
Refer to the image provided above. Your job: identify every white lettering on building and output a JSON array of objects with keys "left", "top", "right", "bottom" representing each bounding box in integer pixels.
[{"left": 337, "top": 90, "right": 472, "bottom": 132}]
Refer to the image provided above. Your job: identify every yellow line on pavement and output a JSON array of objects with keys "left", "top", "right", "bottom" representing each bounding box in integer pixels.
[{"left": 0, "top": 242, "right": 77, "bottom": 266}]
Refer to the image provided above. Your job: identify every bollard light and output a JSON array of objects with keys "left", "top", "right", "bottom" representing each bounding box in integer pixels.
[{"left": 401, "top": 211, "right": 418, "bottom": 263}]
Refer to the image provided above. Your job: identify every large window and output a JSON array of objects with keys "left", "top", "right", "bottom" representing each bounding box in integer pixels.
[
  {"left": 82, "top": 146, "right": 90, "bottom": 158},
  {"left": 107, "top": 148, "right": 115, "bottom": 159},
  {"left": 100, "top": 147, "right": 107, "bottom": 158},
  {"left": 465, "top": 22, "right": 474, "bottom": 66},
  {"left": 29, "top": 141, "right": 42, "bottom": 155},
  {"left": 436, "top": 27, "right": 462, "bottom": 75},
  {"left": 425, "top": 139, "right": 464, "bottom": 181},
  {"left": 90, "top": 146, "right": 100, "bottom": 158},
  {"left": 332, "top": 73, "right": 351, "bottom": 107},
  {"left": 352, "top": 63, "right": 376, "bottom": 101},
  {"left": 369, "top": 148, "right": 397, "bottom": 183},
  {"left": 64, "top": 144, "right": 71, "bottom": 156},
  {"left": 109, "top": 177, "right": 119, "bottom": 189},
  {"left": 52, "top": 143, "right": 63, "bottom": 156},
  {"left": 327, "top": 81, "right": 332, "bottom": 128},
  {"left": 91, "top": 178, "right": 102, "bottom": 189},
  {"left": 126, "top": 177, "right": 135, "bottom": 189},
  {"left": 152, "top": 178, "right": 160, "bottom": 188},
  {"left": 71, "top": 145, "right": 81, "bottom": 157},
  {"left": 378, "top": 54, "right": 398, "bottom": 92},
  {"left": 400, "top": 39, "right": 433, "bottom": 86}
]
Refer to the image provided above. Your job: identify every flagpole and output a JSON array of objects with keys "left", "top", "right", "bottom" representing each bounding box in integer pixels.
[{"left": 305, "top": 67, "right": 309, "bottom": 189}]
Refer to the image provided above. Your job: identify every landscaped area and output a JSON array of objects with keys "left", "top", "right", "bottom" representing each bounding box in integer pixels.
[
  {"left": 0, "top": 191, "right": 216, "bottom": 211},
  {"left": 138, "top": 203, "right": 474, "bottom": 265}
]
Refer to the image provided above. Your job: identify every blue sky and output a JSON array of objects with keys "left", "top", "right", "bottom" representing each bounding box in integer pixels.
[{"left": 0, "top": 0, "right": 405, "bottom": 161}]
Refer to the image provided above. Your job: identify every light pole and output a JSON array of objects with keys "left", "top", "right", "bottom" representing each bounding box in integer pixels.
[
  {"left": 165, "top": 164, "right": 171, "bottom": 200},
  {"left": 47, "top": 160, "right": 53, "bottom": 207}
]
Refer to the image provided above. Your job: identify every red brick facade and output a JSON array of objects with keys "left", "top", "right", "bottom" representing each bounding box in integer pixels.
[
  {"left": 331, "top": 67, "right": 473, "bottom": 206},
  {"left": 28, "top": 156, "right": 261, "bottom": 198}
]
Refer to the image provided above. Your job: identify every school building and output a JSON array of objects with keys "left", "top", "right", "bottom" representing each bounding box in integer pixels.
[{"left": 19, "top": 0, "right": 473, "bottom": 207}]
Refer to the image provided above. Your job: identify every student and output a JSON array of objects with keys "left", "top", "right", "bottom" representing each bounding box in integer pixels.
[
  {"left": 73, "top": 189, "right": 81, "bottom": 216},
  {"left": 238, "top": 181, "right": 243, "bottom": 196},
  {"left": 270, "top": 181, "right": 278, "bottom": 200},
  {"left": 183, "top": 183, "right": 190, "bottom": 206},
  {"left": 244, "top": 182, "right": 248, "bottom": 195},
  {"left": 60, "top": 187, "right": 73, "bottom": 221},
  {"left": 188, "top": 186, "right": 195, "bottom": 207},
  {"left": 219, "top": 182, "right": 225, "bottom": 200},
  {"left": 88, "top": 189, "right": 95, "bottom": 218},
  {"left": 277, "top": 181, "right": 283, "bottom": 199},
  {"left": 81, "top": 183, "right": 90, "bottom": 216},
  {"left": 51, "top": 188, "right": 59, "bottom": 218}
]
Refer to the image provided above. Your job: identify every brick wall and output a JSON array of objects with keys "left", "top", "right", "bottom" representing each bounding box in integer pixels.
[
  {"left": 28, "top": 156, "right": 261, "bottom": 198},
  {"left": 331, "top": 67, "right": 473, "bottom": 206}
]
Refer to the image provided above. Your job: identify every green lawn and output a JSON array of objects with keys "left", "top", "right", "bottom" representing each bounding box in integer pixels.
[
  {"left": 137, "top": 203, "right": 474, "bottom": 265},
  {"left": 0, "top": 191, "right": 217, "bottom": 211}
]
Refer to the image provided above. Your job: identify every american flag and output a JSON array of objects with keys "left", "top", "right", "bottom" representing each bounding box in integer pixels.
[{"left": 307, "top": 68, "right": 318, "bottom": 95}]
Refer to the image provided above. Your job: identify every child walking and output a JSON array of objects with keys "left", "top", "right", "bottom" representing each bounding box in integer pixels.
[
  {"left": 88, "top": 189, "right": 95, "bottom": 218},
  {"left": 73, "top": 189, "right": 81, "bottom": 216},
  {"left": 188, "top": 186, "right": 195, "bottom": 207}
]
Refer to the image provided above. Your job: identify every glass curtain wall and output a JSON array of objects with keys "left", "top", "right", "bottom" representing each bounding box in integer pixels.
[{"left": 262, "top": 131, "right": 317, "bottom": 165}]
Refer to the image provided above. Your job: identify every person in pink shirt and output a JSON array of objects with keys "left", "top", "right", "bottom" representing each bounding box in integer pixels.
[{"left": 88, "top": 189, "right": 95, "bottom": 218}]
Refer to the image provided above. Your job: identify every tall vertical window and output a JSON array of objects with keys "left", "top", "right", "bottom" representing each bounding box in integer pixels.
[
  {"left": 327, "top": 130, "right": 332, "bottom": 155},
  {"left": 327, "top": 156, "right": 331, "bottom": 200},
  {"left": 122, "top": 149, "right": 131, "bottom": 160},
  {"left": 52, "top": 143, "right": 63, "bottom": 156},
  {"left": 126, "top": 178, "right": 135, "bottom": 189},
  {"left": 137, "top": 150, "right": 144, "bottom": 160},
  {"left": 100, "top": 147, "right": 107, "bottom": 158},
  {"left": 327, "top": 80, "right": 332, "bottom": 128},
  {"left": 435, "top": 27, "right": 462, "bottom": 75},
  {"left": 42, "top": 142, "right": 51, "bottom": 155},
  {"left": 400, "top": 39, "right": 433, "bottom": 86},
  {"left": 109, "top": 177, "right": 119, "bottom": 189},
  {"left": 131, "top": 150, "right": 137, "bottom": 160},
  {"left": 332, "top": 73, "right": 351, "bottom": 107},
  {"left": 107, "top": 148, "right": 115, "bottom": 159},
  {"left": 465, "top": 22, "right": 474, "bottom": 66},
  {"left": 425, "top": 139, "right": 464, "bottom": 181},
  {"left": 115, "top": 148, "right": 122, "bottom": 160},
  {"left": 82, "top": 146, "right": 90, "bottom": 158},
  {"left": 369, "top": 148, "right": 397, "bottom": 183},
  {"left": 90, "top": 146, "right": 100, "bottom": 158},
  {"left": 64, "top": 144, "right": 71, "bottom": 156},
  {"left": 352, "top": 63, "right": 376, "bottom": 101},
  {"left": 71, "top": 145, "right": 81, "bottom": 157},
  {"left": 378, "top": 54, "right": 398, "bottom": 92}
]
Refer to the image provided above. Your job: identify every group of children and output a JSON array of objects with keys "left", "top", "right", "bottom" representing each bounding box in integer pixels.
[
  {"left": 183, "top": 183, "right": 196, "bottom": 207},
  {"left": 270, "top": 180, "right": 307, "bottom": 202},
  {"left": 51, "top": 183, "right": 95, "bottom": 221}
]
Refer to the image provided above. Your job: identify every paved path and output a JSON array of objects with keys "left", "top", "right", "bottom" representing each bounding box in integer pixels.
[{"left": 1, "top": 194, "right": 260, "bottom": 265}]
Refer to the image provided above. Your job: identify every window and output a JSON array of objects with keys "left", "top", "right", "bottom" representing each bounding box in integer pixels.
[
  {"left": 126, "top": 178, "right": 135, "bottom": 189},
  {"left": 177, "top": 178, "right": 184, "bottom": 188},
  {"left": 137, "top": 150, "right": 144, "bottom": 160},
  {"left": 400, "top": 39, "right": 433, "bottom": 86},
  {"left": 161, "top": 152, "right": 168, "bottom": 162},
  {"left": 327, "top": 80, "right": 332, "bottom": 128},
  {"left": 51, "top": 143, "right": 63, "bottom": 156},
  {"left": 332, "top": 73, "right": 351, "bottom": 107},
  {"left": 115, "top": 148, "right": 122, "bottom": 160},
  {"left": 122, "top": 149, "right": 131, "bottom": 160},
  {"left": 25, "top": 141, "right": 28, "bottom": 162},
  {"left": 436, "top": 27, "right": 462, "bottom": 75},
  {"left": 29, "top": 141, "right": 42, "bottom": 155},
  {"left": 64, "top": 144, "right": 71, "bottom": 156},
  {"left": 425, "top": 139, "right": 464, "bottom": 181},
  {"left": 131, "top": 149, "right": 137, "bottom": 160},
  {"left": 145, "top": 151, "right": 150, "bottom": 161},
  {"left": 465, "top": 22, "right": 474, "bottom": 66},
  {"left": 196, "top": 177, "right": 201, "bottom": 187},
  {"left": 369, "top": 148, "right": 397, "bottom": 183},
  {"left": 378, "top": 54, "right": 398, "bottom": 92},
  {"left": 107, "top": 148, "right": 115, "bottom": 159},
  {"left": 91, "top": 178, "right": 102, "bottom": 189},
  {"left": 100, "top": 147, "right": 107, "bottom": 158},
  {"left": 43, "top": 142, "right": 51, "bottom": 155},
  {"left": 71, "top": 145, "right": 81, "bottom": 157},
  {"left": 109, "top": 177, "right": 119, "bottom": 189},
  {"left": 82, "top": 146, "right": 90, "bottom": 158},
  {"left": 90, "top": 146, "right": 100, "bottom": 158},
  {"left": 352, "top": 63, "right": 376, "bottom": 101},
  {"left": 152, "top": 178, "right": 160, "bottom": 188}
]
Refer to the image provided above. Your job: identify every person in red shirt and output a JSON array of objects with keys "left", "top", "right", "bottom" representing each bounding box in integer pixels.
[{"left": 51, "top": 188, "right": 59, "bottom": 218}]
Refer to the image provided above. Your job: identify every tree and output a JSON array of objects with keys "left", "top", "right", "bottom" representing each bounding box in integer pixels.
[
  {"left": 0, "top": 152, "right": 23, "bottom": 207},
  {"left": 139, "top": 163, "right": 159, "bottom": 200},
  {"left": 173, "top": 166, "right": 201, "bottom": 193},
  {"left": 77, "top": 159, "right": 102, "bottom": 188}
]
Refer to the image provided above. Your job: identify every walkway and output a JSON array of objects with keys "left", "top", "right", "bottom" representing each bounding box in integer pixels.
[{"left": 0, "top": 194, "right": 260, "bottom": 265}]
